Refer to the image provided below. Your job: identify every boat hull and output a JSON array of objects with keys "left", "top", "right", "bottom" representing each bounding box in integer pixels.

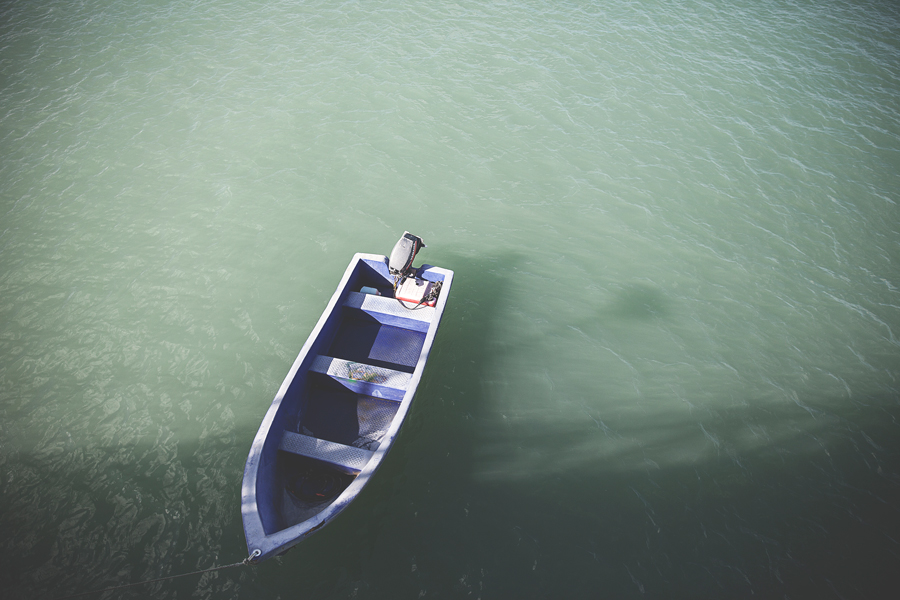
[{"left": 241, "top": 253, "right": 452, "bottom": 561}]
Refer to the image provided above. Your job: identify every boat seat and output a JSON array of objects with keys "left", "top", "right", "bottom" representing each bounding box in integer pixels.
[
  {"left": 310, "top": 355, "right": 410, "bottom": 401},
  {"left": 344, "top": 291, "right": 434, "bottom": 332},
  {"left": 279, "top": 431, "right": 373, "bottom": 474}
]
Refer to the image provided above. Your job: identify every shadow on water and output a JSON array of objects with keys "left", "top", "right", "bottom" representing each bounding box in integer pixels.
[
  {"left": 463, "top": 392, "right": 900, "bottom": 599},
  {"left": 601, "top": 282, "right": 670, "bottom": 321},
  {"left": 0, "top": 430, "right": 251, "bottom": 600}
]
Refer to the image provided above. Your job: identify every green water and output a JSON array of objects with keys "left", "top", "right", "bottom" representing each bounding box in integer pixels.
[{"left": 2, "top": 0, "right": 899, "bottom": 597}]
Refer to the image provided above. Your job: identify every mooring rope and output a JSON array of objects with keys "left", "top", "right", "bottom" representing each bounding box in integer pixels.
[{"left": 50, "top": 550, "right": 261, "bottom": 600}]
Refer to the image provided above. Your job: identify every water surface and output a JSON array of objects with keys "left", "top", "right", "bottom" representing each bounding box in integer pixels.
[{"left": 1, "top": 0, "right": 899, "bottom": 598}]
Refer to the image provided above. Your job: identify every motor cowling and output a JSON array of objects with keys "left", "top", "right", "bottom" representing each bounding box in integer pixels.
[{"left": 389, "top": 232, "right": 426, "bottom": 277}]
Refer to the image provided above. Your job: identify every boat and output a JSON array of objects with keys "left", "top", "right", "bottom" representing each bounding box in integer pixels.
[{"left": 241, "top": 233, "right": 453, "bottom": 562}]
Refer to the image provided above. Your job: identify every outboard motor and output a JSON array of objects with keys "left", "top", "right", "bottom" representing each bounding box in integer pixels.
[
  {"left": 389, "top": 232, "right": 426, "bottom": 278},
  {"left": 388, "top": 232, "right": 441, "bottom": 308}
]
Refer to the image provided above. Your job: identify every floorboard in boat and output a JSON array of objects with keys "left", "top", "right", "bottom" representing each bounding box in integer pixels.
[{"left": 300, "top": 381, "right": 400, "bottom": 449}]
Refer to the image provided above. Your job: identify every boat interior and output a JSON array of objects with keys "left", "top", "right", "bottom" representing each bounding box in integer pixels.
[{"left": 264, "top": 257, "right": 445, "bottom": 532}]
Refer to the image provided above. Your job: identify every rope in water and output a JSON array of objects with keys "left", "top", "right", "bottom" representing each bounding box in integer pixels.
[{"left": 50, "top": 550, "right": 261, "bottom": 600}]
